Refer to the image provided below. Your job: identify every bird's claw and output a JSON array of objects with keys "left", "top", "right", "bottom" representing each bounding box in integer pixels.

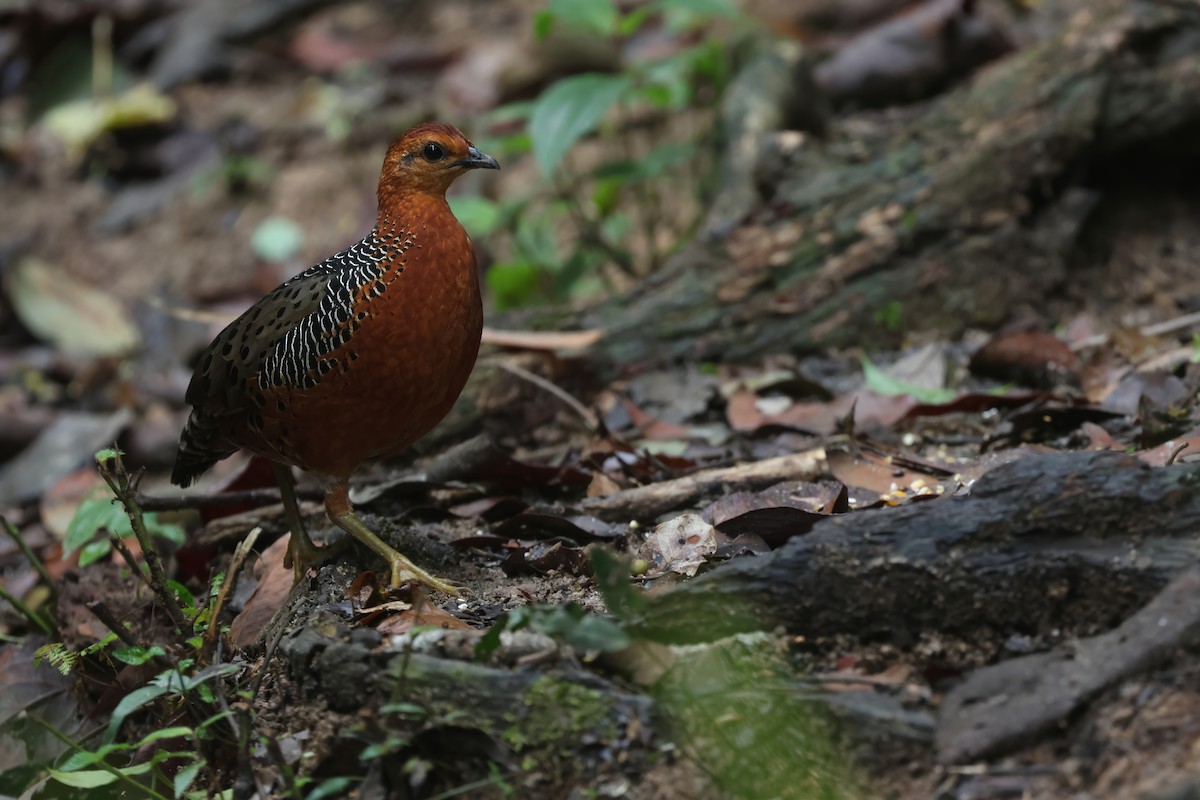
[
  {"left": 284, "top": 534, "right": 349, "bottom": 583},
  {"left": 388, "top": 558, "right": 461, "bottom": 596}
]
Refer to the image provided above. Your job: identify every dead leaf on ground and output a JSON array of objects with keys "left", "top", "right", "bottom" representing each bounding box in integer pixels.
[
  {"left": 491, "top": 512, "right": 623, "bottom": 543},
  {"left": 5, "top": 258, "right": 141, "bottom": 356},
  {"left": 827, "top": 447, "right": 954, "bottom": 505},
  {"left": 707, "top": 480, "right": 847, "bottom": 547},
  {"left": 376, "top": 602, "right": 474, "bottom": 636},
  {"left": 647, "top": 513, "right": 726, "bottom": 577},
  {"left": 501, "top": 540, "right": 591, "bottom": 577},
  {"left": 1136, "top": 428, "right": 1200, "bottom": 467},
  {"left": 228, "top": 535, "right": 291, "bottom": 649}
]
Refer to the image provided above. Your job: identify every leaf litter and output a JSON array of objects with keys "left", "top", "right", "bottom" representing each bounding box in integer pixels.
[{"left": 3, "top": 1, "right": 1200, "bottom": 798}]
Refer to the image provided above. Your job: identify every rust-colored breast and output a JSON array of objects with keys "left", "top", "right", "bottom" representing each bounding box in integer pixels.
[{"left": 173, "top": 201, "right": 482, "bottom": 485}]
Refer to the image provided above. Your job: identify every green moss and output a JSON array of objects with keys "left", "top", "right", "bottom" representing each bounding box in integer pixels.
[{"left": 500, "top": 677, "right": 616, "bottom": 752}]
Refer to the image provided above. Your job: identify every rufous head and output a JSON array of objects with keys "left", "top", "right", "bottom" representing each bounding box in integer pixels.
[{"left": 378, "top": 122, "right": 499, "bottom": 201}]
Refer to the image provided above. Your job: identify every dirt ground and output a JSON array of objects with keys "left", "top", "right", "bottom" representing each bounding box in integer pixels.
[{"left": 3, "top": 0, "right": 1200, "bottom": 798}]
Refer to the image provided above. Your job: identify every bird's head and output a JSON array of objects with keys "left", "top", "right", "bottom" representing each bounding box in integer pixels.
[{"left": 378, "top": 122, "right": 500, "bottom": 202}]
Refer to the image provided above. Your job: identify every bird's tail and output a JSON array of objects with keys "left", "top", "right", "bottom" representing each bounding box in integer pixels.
[{"left": 171, "top": 414, "right": 234, "bottom": 487}]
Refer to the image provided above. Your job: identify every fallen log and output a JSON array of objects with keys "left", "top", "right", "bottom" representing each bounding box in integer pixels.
[{"left": 632, "top": 451, "right": 1200, "bottom": 644}]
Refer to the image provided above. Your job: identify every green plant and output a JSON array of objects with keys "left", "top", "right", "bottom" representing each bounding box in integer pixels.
[
  {"left": 458, "top": 0, "right": 748, "bottom": 309},
  {"left": 2, "top": 451, "right": 251, "bottom": 799},
  {"left": 65, "top": 485, "right": 185, "bottom": 568}
]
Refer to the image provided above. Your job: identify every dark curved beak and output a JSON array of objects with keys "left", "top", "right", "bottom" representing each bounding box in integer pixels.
[{"left": 454, "top": 146, "right": 500, "bottom": 171}]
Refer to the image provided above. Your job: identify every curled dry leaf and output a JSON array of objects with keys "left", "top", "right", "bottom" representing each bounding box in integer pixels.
[
  {"left": 5, "top": 258, "right": 141, "bottom": 357},
  {"left": 648, "top": 513, "right": 724, "bottom": 577},
  {"left": 228, "top": 534, "right": 292, "bottom": 649}
]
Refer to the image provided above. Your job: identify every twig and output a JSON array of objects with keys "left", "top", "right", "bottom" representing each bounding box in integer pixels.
[
  {"left": 1166, "top": 441, "right": 1190, "bottom": 467},
  {"left": 203, "top": 527, "right": 262, "bottom": 647},
  {"left": 1070, "top": 308, "right": 1200, "bottom": 351},
  {"left": 97, "top": 450, "right": 192, "bottom": 635},
  {"left": 578, "top": 448, "right": 827, "bottom": 521},
  {"left": 137, "top": 487, "right": 324, "bottom": 513},
  {"left": 0, "top": 584, "right": 53, "bottom": 636},
  {"left": 85, "top": 599, "right": 176, "bottom": 672},
  {"left": 109, "top": 534, "right": 154, "bottom": 594},
  {"left": 85, "top": 600, "right": 142, "bottom": 649},
  {"left": 482, "top": 358, "right": 600, "bottom": 433},
  {"left": 2, "top": 515, "right": 57, "bottom": 601}
]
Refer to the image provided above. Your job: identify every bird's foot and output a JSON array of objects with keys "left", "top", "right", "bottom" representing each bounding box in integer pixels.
[
  {"left": 283, "top": 533, "right": 349, "bottom": 583},
  {"left": 387, "top": 556, "right": 461, "bottom": 596}
]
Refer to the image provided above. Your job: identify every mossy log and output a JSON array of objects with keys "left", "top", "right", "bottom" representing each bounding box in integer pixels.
[
  {"left": 631, "top": 451, "right": 1200, "bottom": 645},
  {"left": 496, "top": 0, "right": 1200, "bottom": 367}
]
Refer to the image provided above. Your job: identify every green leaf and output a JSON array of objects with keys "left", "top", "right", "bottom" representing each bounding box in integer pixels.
[
  {"left": 174, "top": 760, "right": 203, "bottom": 799},
  {"left": 591, "top": 177, "right": 624, "bottom": 216},
  {"left": 618, "top": 6, "right": 654, "bottom": 36},
  {"left": 306, "top": 777, "right": 359, "bottom": 800},
  {"left": 486, "top": 262, "right": 542, "bottom": 310},
  {"left": 106, "top": 683, "right": 172, "bottom": 742},
  {"left": 148, "top": 515, "right": 186, "bottom": 546},
  {"left": 48, "top": 768, "right": 119, "bottom": 788},
  {"left": 861, "top": 357, "right": 957, "bottom": 404},
  {"left": 656, "top": 0, "right": 742, "bottom": 29},
  {"left": 137, "top": 726, "right": 195, "bottom": 746},
  {"left": 475, "top": 607, "right": 533, "bottom": 660},
  {"left": 57, "top": 745, "right": 118, "bottom": 772},
  {"left": 634, "top": 83, "right": 676, "bottom": 109},
  {"left": 529, "top": 73, "right": 630, "bottom": 176},
  {"left": 251, "top": 217, "right": 304, "bottom": 263},
  {"left": 563, "top": 614, "right": 631, "bottom": 652},
  {"left": 546, "top": 0, "right": 618, "bottom": 35},
  {"left": 532, "top": 9, "right": 554, "bottom": 38},
  {"left": 448, "top": 196, "right": 502, "bottom": 238},
  {"left": 78, "top": 538, "right": 113, "bottom": 567},
  {"left": 591, "top": 549, "right": 647, "bottom": 619},
  {"left": 166, "top": 580, "right": 195, "bottom": 609},
  {"left": 112, "top": 645, "right": 166, "bottom": 666},
  {"left": 82, "top": 631, "right": 120, "bottom": 657},
  {"left": 35, "top": 642, "right": 78, "bottom": 675},
  {"left": 65, "top": 494, "right": 127, "bottom": 552}
]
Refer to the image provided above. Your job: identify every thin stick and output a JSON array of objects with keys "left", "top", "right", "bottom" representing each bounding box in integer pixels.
[
  {"left": 30, "top": 715, "right": 172, "bottom": 800},
  {"left": 203, "top": 527, "right": 262, "bottom": 647},
  {"left": 137, "top": 487, "right": 324, "bottom": 513},
  {"left": 85, "top": 600, "right": 142, "bottom": 649},
  {"left": 0, "top": 584, "right": 53, "bottom": 635},
  {"left": 1070, "top": 309, "right": 1200, "bottom": 351},
  {"left": 483, "top": 358, "right": 600, "bottom": 433},
  {"left": 1, "top": 515, "right": 56, "bottom": 600},
  {"left": 98, "top": 450, "right": 192, "bottom": 635}
]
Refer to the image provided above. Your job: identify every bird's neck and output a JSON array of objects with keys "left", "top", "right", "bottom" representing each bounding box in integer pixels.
[
  {"left": 373, "top": 191, "right": 470, "bottom": 267},
  {"left": 376, "top": 186, "right": 451, "bottom": 225}
]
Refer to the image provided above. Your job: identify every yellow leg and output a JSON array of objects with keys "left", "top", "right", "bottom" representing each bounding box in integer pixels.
[
  {"left": 273, "top": 463, "right": 324, "bottom": 582},
  {"left": 324, "top": 481, "right": 459, "bottom": 595}
]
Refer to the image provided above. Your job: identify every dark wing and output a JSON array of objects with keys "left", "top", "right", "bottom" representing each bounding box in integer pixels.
[{"left": 171, "top": 233, "right": 398, "bottom": 486}]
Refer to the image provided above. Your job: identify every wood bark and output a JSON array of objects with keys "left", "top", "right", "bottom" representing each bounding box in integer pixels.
[
  {"left": 631, "top": 451, "right": 1200, "bottom": 644},
  {"left": 494, "top": 0, "right": 1200, "bottom": 368}
]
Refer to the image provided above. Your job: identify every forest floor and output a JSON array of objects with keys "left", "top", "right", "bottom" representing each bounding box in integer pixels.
[{"left": 2, "top": 0, "right": 1200, "bottom": 799}]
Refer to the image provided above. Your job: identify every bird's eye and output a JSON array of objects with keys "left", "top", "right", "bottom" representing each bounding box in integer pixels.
[{"left": 422, "top": 143, "right": 445, "bottom": 162}]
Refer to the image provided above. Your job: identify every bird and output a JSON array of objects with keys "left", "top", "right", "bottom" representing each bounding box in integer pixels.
[{"left": 171, "top": 122, "right": 499, "bottom": 594}]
